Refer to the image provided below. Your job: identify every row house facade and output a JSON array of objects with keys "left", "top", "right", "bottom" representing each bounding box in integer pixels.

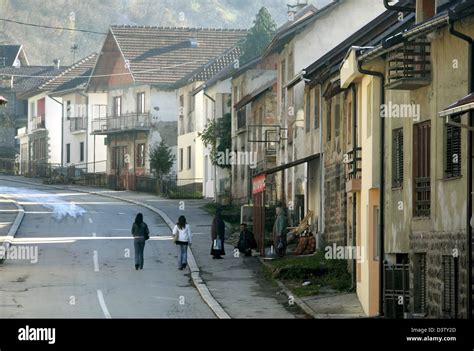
[
  {"left": 263, "top": 0, "right": 386, "bottom": 231},
  {"left": 231, "top": 55, "right": 279, "bottom": 205},
  {"left": 87, "top": 25, "right": 246, "bottom": 191},
  {"left": 176, "top": 46, "right": 242, "bottom": 199},
  {"left": 340, "top": 0, "right": 473, "bottom": 318},
  {"left": 15, "top": 54, "right": 105, "bottom": 176}
]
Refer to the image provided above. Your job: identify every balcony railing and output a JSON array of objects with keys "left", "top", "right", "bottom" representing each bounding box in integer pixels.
[
  {"left": 70, "top": 117, "right": 87, "bottom": 133},
  {"left": 386, "top": 38, "right": 431, "bottom": 90},
  {"left": 91, "top": 113, "right": 152, "bottom": 134},
  {"left": 347, "top": 147, "right": 362, "bottom": 180},
  {"left": 414, "top": 177, "right": 430, "bottom": 217},
  {"left": 32, "top": 115, "right": 46, "bottom": 131},
  {"left": 346, "top": 147, "right": 362, "bottom": 193}
]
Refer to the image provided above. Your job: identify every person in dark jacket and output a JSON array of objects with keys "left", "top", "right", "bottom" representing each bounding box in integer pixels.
[
  {"left": 131, "top": 213, "right": 150, "bottom": 270},
  {"left": 236, "top": 223, "right": 257, "bottom": 257},
  {"left": 211, "top": 208, "right": 226, "bottom": 259}
]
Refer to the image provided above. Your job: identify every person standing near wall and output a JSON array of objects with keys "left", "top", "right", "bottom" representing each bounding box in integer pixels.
[{"left": 211, "top": 208, "right": 226, "bottom": 259}]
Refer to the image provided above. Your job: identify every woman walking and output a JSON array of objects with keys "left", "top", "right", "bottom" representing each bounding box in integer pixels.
[
  {"left": 211, "top": 208, "right": 226, "bottom": 259},
  {"left": 173, "top": 216, "right": 192, "bottom": 270},
  {"left": 131, "top": 213, "right": 150, "bottom": 270}
]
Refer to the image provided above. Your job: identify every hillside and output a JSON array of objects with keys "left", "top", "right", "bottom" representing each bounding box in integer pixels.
[{"left": 0, "top": 0, "right": 331, "bottom": 65}]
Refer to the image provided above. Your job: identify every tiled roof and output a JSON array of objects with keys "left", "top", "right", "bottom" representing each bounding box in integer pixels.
[
  {"left": 109, "top": 25, "right": 247, "bottom": 86},
  {"left": 185, "top": 45, "right": 241, "bottom": 84},
  {"left": 0, "top": 66, "right": 65, "bottom": 94},
  {"left": 39, "top": 53, "right": 97, "bottom": 91}
]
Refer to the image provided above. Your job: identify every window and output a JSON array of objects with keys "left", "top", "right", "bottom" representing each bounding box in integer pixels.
[
  {"left": 113, "top": 96, "right": 122, "bottom": 117},
  {"left": 66, "top": 144, "right": 71, "bottom": 164},
  {"left": 136, "top": 144, "right": 145, "bottom": 168},
  {"left": 445, "top": 116, "right": 462, "bottom": 178},
  {"left": 189, "top": 93, "right": 195, "bottom": 113},
  {"left": 367, "top": 82, "right": 372, "bottom": 137},
  {"left": 442, "top": 255, "right": 458, "bottom": 318},
  {"left": 314, "top": 87, "right": 320, "bottom": 129},
  {"left": 30, "top": 102, "right": 35, "bottom": 120},
  {"left": 187, "top": 146, "right": 192, "bottom": 170},
  {"left": 305, "top": 91, "right": 311, "bottom": 132},
  {"left": 111, "top": 146, "right": 127, "bottom": 171},
  {"left": 413, "top": 121, "right": 431, "bottom": 217},
  {"left": 79, "top": 142, "right": 84, "bottom": 162},
  {"left": 237, "top": 107, "right": 246, "bottom": 130},
  {"left": 392, "top": 128, "right": 404, "bottom": 188},
  {"left": 335, "top": 97, "right": 341, "bottom": 137},
  {"left": 179, "top": 148, "right": 183, "bottom": 172},
  {"left": 66, "top": 100, "right": 72, "bottom": 120},
  {"left": 327, "top": 101, "right": 332, "bottom": 142},
  {"left": 179, "top": 95, "right": 184, "bottom": 116},
  {"left": 137, "top": 93, "right": 145, "bottom": 114}
]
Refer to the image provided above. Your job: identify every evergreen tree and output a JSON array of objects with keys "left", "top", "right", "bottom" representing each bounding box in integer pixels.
[{"left": 239, "top": 7, "right": 277, "bottom": 65}]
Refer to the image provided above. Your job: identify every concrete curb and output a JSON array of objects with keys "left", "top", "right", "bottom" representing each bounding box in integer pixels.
[
  {"left": 0, "top": 195, "right": 25, "bottom": 264},
  {"left": 258, "top": 257, "right": 316, "bottom": 318},
  {"left": 0, "top": 177, "right": 231, "bottom": 319}
]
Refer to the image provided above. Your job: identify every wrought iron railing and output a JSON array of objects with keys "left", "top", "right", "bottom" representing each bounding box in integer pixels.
[
  {"left": 347, "top": 147, "right": 362, "bottom": 180},
  {"left": 91, "top": 113, "right": 152, "bottom": 133},
  {"left": 32, "top": 114, "right": 46, "bottom": 131},
  {"left": 414, "top": 177, "right": 430, "bottom": 217},
  {"left": 70, "top": 117, "right": 87, "bottom": 133}
]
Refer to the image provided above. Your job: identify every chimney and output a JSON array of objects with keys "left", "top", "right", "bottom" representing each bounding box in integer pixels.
[
  {"left": 416, "top": 0, "right": 436, "bottom": 23},
  {"left": 287, "top": 0, "right": 309, "bottom": 21}
]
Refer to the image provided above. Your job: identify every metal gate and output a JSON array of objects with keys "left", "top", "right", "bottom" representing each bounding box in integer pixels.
[{"left": 384, "top": 262, "right": 410, "bottom": 318}]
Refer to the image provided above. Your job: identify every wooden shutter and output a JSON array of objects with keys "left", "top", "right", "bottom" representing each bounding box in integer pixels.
[{"left": 445, "top": 116, "right": 461, "bottom": 178}]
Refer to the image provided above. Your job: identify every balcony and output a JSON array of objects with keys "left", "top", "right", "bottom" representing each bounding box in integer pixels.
[
  {"left": 346, "top": 147, "right": 361, "bottom": 193},
  {"left": 70, "top": 117, "right": 87, "bottom": 134},
  {"left": 386, "top": 38, "right": 431, "bottom": 90},
  {"left": 91, "top": 113, "right": 152, "bottom": 135},
  {"left": 31, "top": 115, "right": 46, "bottom": 132}
]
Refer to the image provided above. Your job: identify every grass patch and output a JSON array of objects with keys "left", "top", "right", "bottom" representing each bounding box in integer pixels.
[
  {"left": 263, "top": 250, "right": 352, "bottom": 297},
  {"left": 167, "top": 191, "right": 203, "bottom": 199}
]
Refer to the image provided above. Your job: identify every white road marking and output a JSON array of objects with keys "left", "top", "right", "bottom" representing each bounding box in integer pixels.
[
  {"left": 92, "top": 232, "right": 97, "bottom": 238},
  {"left": 93, "top": 250, "right": 99, "bottom": 272},
  {"left": 89, "top": 218, "right": 93, "bottom": 224},
  {"left": 97, "top": 290, "right": 111, "bottom": 319},
  {"left": 3, "top": 236, "right": 173, "bottom": 244}
]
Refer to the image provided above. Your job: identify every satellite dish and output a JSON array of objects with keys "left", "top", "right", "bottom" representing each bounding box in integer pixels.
[{"left": 13, "top": 58, "right": 21, "bottom": 68}]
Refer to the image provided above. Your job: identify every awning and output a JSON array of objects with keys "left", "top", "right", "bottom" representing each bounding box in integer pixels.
[
  {"left": 0, "top": 96, "right": 8, "bottom": 105},
  {"left": 439, "top": 93, "right": 474, "bottom": 131},
  {"left": 256, "top": 153, "right": 320, "bottom": 176},
  {"left": 439, "top": 93, "right": 474, "bottom": 117}
]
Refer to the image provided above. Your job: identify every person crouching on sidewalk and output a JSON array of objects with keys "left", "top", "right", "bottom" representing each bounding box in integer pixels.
[{"left": 173, "top": 216, "right": 192, "bottom": 270}]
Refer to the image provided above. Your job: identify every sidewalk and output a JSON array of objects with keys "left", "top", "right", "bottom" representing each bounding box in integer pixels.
[{"left": 0, "top": 176, "right": 303, "bottom": 318}]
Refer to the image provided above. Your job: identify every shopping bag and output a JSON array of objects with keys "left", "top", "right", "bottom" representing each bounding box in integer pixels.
[{"left": 213, "top": 239, "right": 222, "bottom": 251}]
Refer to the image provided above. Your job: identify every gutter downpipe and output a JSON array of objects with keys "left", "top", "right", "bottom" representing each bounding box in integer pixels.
[
  {"left": 351, "top": 83, "right": 358, "bottom": 290},
  {"left": 357, "top": 58, "right": 385, "bottom": 317},
  {"left": 449, "top": 21, "right": 473, "bottom": 320}
]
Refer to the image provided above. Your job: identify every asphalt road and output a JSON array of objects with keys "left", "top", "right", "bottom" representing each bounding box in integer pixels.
[{"left": 0, "top": 178, "right": 215, "bottom": 318}]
